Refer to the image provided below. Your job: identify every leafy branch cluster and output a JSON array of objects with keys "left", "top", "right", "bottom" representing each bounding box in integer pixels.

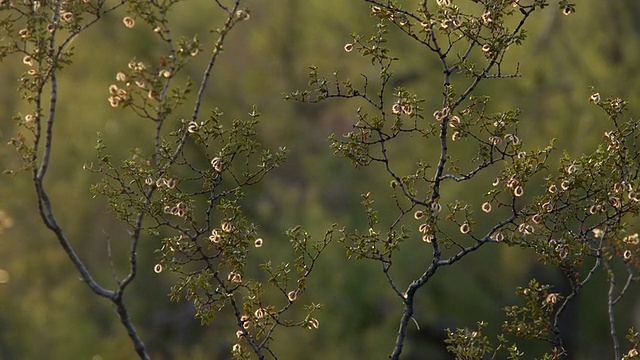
[
  {"left": 2, "top": 0, "right": 639, "bottom": 359},
  {"left": 3, "top": 0, "right": 331, "bottom": 359},
  {"left": 290, "top": 0, "right": 638, "bottom": 359}
]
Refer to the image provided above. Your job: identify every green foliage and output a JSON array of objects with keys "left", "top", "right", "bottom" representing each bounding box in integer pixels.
[
  {"left": 1, "top": 0, "right": 639, "bottom": 359},
  {"left": 290, "top": 0, "right": 638, "bottom": 359}
]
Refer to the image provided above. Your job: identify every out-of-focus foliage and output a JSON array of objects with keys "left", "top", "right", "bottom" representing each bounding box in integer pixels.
[{"left": 0, "top": 0, "right": 639, "bottom": 359}]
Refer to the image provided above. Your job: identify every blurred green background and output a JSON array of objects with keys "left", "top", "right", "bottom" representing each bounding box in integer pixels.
[{"left": 1, "top": 1, "right": 639, "bottom": 359}]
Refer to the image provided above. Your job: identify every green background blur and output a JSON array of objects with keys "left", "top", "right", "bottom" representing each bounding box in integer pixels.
[{"left": 1, "top": 1, "right": 639, "bottom": 359}]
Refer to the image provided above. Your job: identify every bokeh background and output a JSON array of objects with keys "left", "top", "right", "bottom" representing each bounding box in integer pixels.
[{"left": 1, "top": 0, "right": 639, "bottom": 359}]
